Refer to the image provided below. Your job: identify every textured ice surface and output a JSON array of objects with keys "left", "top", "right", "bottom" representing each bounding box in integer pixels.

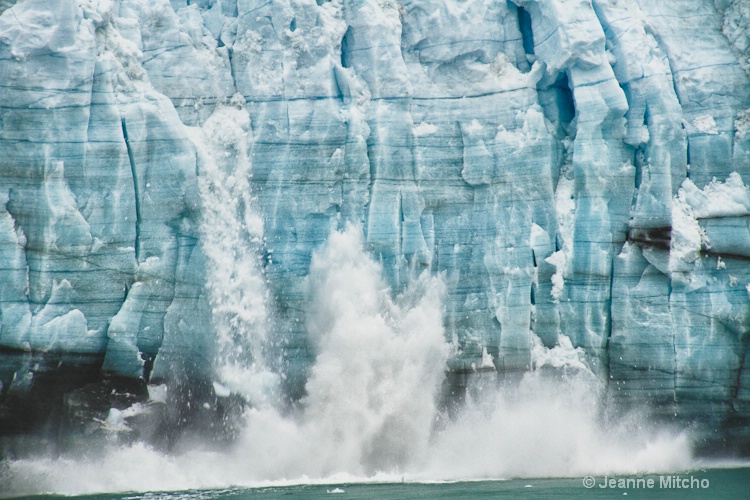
[{"left": 0, "top": 0, "right": 749, "bottom": 451}]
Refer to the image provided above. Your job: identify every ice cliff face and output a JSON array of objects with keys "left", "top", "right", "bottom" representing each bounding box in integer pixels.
[{"left": 0, "top": 0, "right": 749, "bottom": 453}]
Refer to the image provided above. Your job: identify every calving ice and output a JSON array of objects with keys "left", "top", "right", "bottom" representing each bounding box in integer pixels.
[{"left": 0, "top": 0, "right": 749, "bottom": 496}]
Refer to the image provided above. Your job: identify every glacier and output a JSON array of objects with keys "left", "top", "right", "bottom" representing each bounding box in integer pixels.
[{"left": 0, "top": 0, "right": 749, "bottom": 461}]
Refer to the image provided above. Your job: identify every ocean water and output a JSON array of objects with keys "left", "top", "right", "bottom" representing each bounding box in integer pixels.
[{"left": 14, "top": 467, "right": 749, "bottom": 500}]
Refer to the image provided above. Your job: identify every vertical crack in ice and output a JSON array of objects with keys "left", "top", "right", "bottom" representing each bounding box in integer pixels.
[
  {"left": 645, "top": 26, "right": 685, "bottom": 127},
  {"left": 226, "top": 46, "right": 239, "bottom": 97},
  {"left": 604, "top": 253, "right": 615, "bottom": 384},
  {"left": 340, "top": 26, "right": 353, "bottom": 69},
  {"left": 120, "top": 117, "right": 141, "bottom": 262},
  {"left": 667, "top": 277, "right": 678, "bottom": 413},
  {"left": 516, "top": 5, "right": 535, "bottom": 56},
  {"left": 397, "top": 190, "right": 404, "bottom": 260},
  {"left": 731, "top": 343, "right": 748, "bottom": 409}
]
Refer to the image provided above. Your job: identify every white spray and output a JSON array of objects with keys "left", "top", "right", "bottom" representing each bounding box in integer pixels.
[
  {"left": 1, "top": 224, "right": 693, "bottom": 495},
  {"left": 187, "top": 98, "right": 279, "bottom": 405},
  {"left": 422, "top": 334, "right": 691, "bottom": 479}
]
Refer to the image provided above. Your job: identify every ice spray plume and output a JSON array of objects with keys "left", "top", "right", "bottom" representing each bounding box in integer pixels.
[
  {"left": 421, "top": 334, "right": 692, "bottom": 479},
  {"left": 221, "top": 224, "right": 450, "bottom": 479},
  {"left": 0, "top": 225, "right": 693, "bottom": 496},
  {"left": 188, "top": 101, "right": 280, "bottom": 407}
]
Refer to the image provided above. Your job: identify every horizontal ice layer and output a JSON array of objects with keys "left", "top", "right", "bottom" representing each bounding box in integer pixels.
[{"left": 0, "top": 0, "right": 749, "bottom": 453}]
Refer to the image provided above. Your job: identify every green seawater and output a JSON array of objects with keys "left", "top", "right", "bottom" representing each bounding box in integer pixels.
[{"left": 20, "top": 467, "right": 750, "bottom": 500}]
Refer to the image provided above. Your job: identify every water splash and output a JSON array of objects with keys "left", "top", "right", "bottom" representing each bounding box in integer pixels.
[
  {"left": 192, "top": 225, "right": 449, "bottom": 481},
  {"left": 1, "top": 224, "right": 694, "bottom": 496},
  {"left": 422, "top": 334, "right": 691, "bottom": 479}
]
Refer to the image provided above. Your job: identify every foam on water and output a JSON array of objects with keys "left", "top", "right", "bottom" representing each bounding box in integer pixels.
[{"left": 1, "top": 225, "right": 694, "bottom": 496}]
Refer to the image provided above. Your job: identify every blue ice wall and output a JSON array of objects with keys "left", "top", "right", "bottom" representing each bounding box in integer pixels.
[{"left": 0, "top": 0, "right": 749, "bottom": 448}]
